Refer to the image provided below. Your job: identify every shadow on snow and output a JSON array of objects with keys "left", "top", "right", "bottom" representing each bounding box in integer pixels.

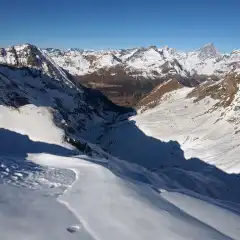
[
  {"left": 0, "top": 128, "right": 74, "bottom": 184},
  {"left": 99, "top": 119, "right": 240, "bottom": 207}
]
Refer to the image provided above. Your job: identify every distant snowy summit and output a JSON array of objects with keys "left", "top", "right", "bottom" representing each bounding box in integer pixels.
[
  {"left": 1, "top": 43, "right": 239, "bottom": 79},
  {"left": 43, "top": 43, "right": 240, "bottom": 78}
]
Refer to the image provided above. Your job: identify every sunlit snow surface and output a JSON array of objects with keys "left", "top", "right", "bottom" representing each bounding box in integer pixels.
[
  {"left": 46, "top": 44, "right": 240, "bottom": 77},
  {"left": 133, "top": 88, "right": 240, "bottom": 173}
]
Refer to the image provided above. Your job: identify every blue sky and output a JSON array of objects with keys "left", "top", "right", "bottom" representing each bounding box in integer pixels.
[{"left": 1, "top": 0, "right": 239, "bottom": 52}]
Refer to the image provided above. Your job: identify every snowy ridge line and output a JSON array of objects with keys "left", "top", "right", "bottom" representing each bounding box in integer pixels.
[
  {"left": 55, "top": 165, "right": 101, "bottom": 240},
  {"left": 1, "top": 43, "right": 239, "bottom": 80},
  {"left": 43, "top": 43, "right": 240, "bottom": 78},
  {"left": 40, "top": 48, "right": 81, "bottom": 91},
  {"left": 28, "top": 154, "right": 103, "bottom": 239}
]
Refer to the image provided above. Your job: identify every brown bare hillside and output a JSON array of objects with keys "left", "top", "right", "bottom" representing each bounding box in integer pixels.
[
  {"left": 72, "top": 62, "right": 218, "bottom": 108},
  {"left": 187, "top": 73, "right": 240, "bottom": 108},
  {"left": 74, "top": 66, "right": 164, "bottom": 106},
  {"left": 137, "top": 79, "right": 183, "bottom": 112}
]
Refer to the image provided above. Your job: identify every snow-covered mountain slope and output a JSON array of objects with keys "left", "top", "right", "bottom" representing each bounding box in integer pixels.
[
  {"left": 42, "top": 48, "right": 123, "bottom": 76},
  {"left": 0, "top": 105, "right": 72, "bottom": 149},
  {"left": 125, "top": 46, "right": 189, "bottom": 78},
  {"left": 45, "top": 46, "right": 189, "bottom": 79},
  {"left": 2, "top": 141, "right": 240, "bottom": 240},
  {"left": 175, "top": 44, "right": 240, "bottom": 76},
  {"left": 0, "top": 44, "right": 134, "bottom": 151},
  {"left": 44, "top": 43, "right": 240, "bottom": 79},
  {"left": 1, "top": 43, "right": 240, "bottom": 240}
]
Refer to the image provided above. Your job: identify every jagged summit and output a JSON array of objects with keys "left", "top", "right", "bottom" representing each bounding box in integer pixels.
[
  {"left": 198, "top": 43, "right": 219, "bottom": 59},
  {"left": 201, "top": 42, "right": 216, "bottom": 49}
]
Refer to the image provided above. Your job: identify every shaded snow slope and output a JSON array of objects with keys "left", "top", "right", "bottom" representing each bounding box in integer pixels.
[
  {"left": 0, "top": 184, "right": 94, "bottom": 240},
  {"left": 1, "top": 92, "right": 240, "bottom": 239},
  {"left": 98, "top": 76, "right": 240, "bottom": 204},
  {"left": 2, "top": 112, "right": 239, "bottom": 240},
  {"left": 100, "top": 82, "right": 240, "bottom": 173}
]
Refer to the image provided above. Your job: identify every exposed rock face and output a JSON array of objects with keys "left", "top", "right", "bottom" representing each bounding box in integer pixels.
[
  {"left": 136, "top": 72, "right": 240, "bottom": 115},
  {"left": 187, "top": 73, "right": 240, "bottom": 108},
  {"left": 137, "top": 79, "right": 183, "bottom": 112},
  {"left": 198, "top": 43, "right": 220, "bottom": 60}
]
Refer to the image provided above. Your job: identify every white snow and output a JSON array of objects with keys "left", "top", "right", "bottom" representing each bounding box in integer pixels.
[
  {"left": 127, "top": 48, "right": 165, "bottom": 69},
  {"left": 50, "top": 51, "right": 91, "bottom": 75},
  {"left": 44, "top": 44, "right": 240, "bottom": 78},
  {"left": 28, "top": 153, "right": 240, "bottom": 240},
  {"left": 93, "top": 54, "right": 121, "bottom": 69},
  {"left": 131, "top": 87, "right": 240, "bottom": 173},
  {"left": 0, "top": 102, "right": 238, "bottom": 240},
  {"left": 0, "top": 89, "right": 239, "bottom": 239},
  {"left": 0, "top": 184, "right": 93, "bottom": 240},
  {"left": 0, "top": 104, "right": 72, "bottom": 148}
]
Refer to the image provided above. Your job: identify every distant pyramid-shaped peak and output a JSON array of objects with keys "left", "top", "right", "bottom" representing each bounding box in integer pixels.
[{"left": 198, "top": 43, "right": 219, "bottom": 59}]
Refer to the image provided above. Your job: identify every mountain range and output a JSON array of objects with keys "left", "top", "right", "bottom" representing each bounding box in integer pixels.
[
  {"left": 44, "top": 43, "right": 239, "bottom": 77},
  {"left": 1, "top": 43, "right": 239, "bottom": 107},
  {"left": 43, "top": 43, "right": 240, "bottom": 106}
]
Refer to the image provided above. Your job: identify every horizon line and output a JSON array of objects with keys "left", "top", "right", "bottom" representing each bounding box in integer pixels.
[{"left": 1, "top": 42, "right": 239, "bottom": 54}]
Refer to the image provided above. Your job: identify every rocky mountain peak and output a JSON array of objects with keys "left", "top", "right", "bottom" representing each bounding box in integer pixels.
[
  {"left": 198, "top": 43, "right": 219, "bottom": 59},
  {"left": 0, "top": 44, "right": 42, "bottom": 67},
  {"left": 147, "top": 45, "right": 159, "bottom": 51},
  {"left": 231, "top": 49, "right": 240, "bottom": 56}
]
